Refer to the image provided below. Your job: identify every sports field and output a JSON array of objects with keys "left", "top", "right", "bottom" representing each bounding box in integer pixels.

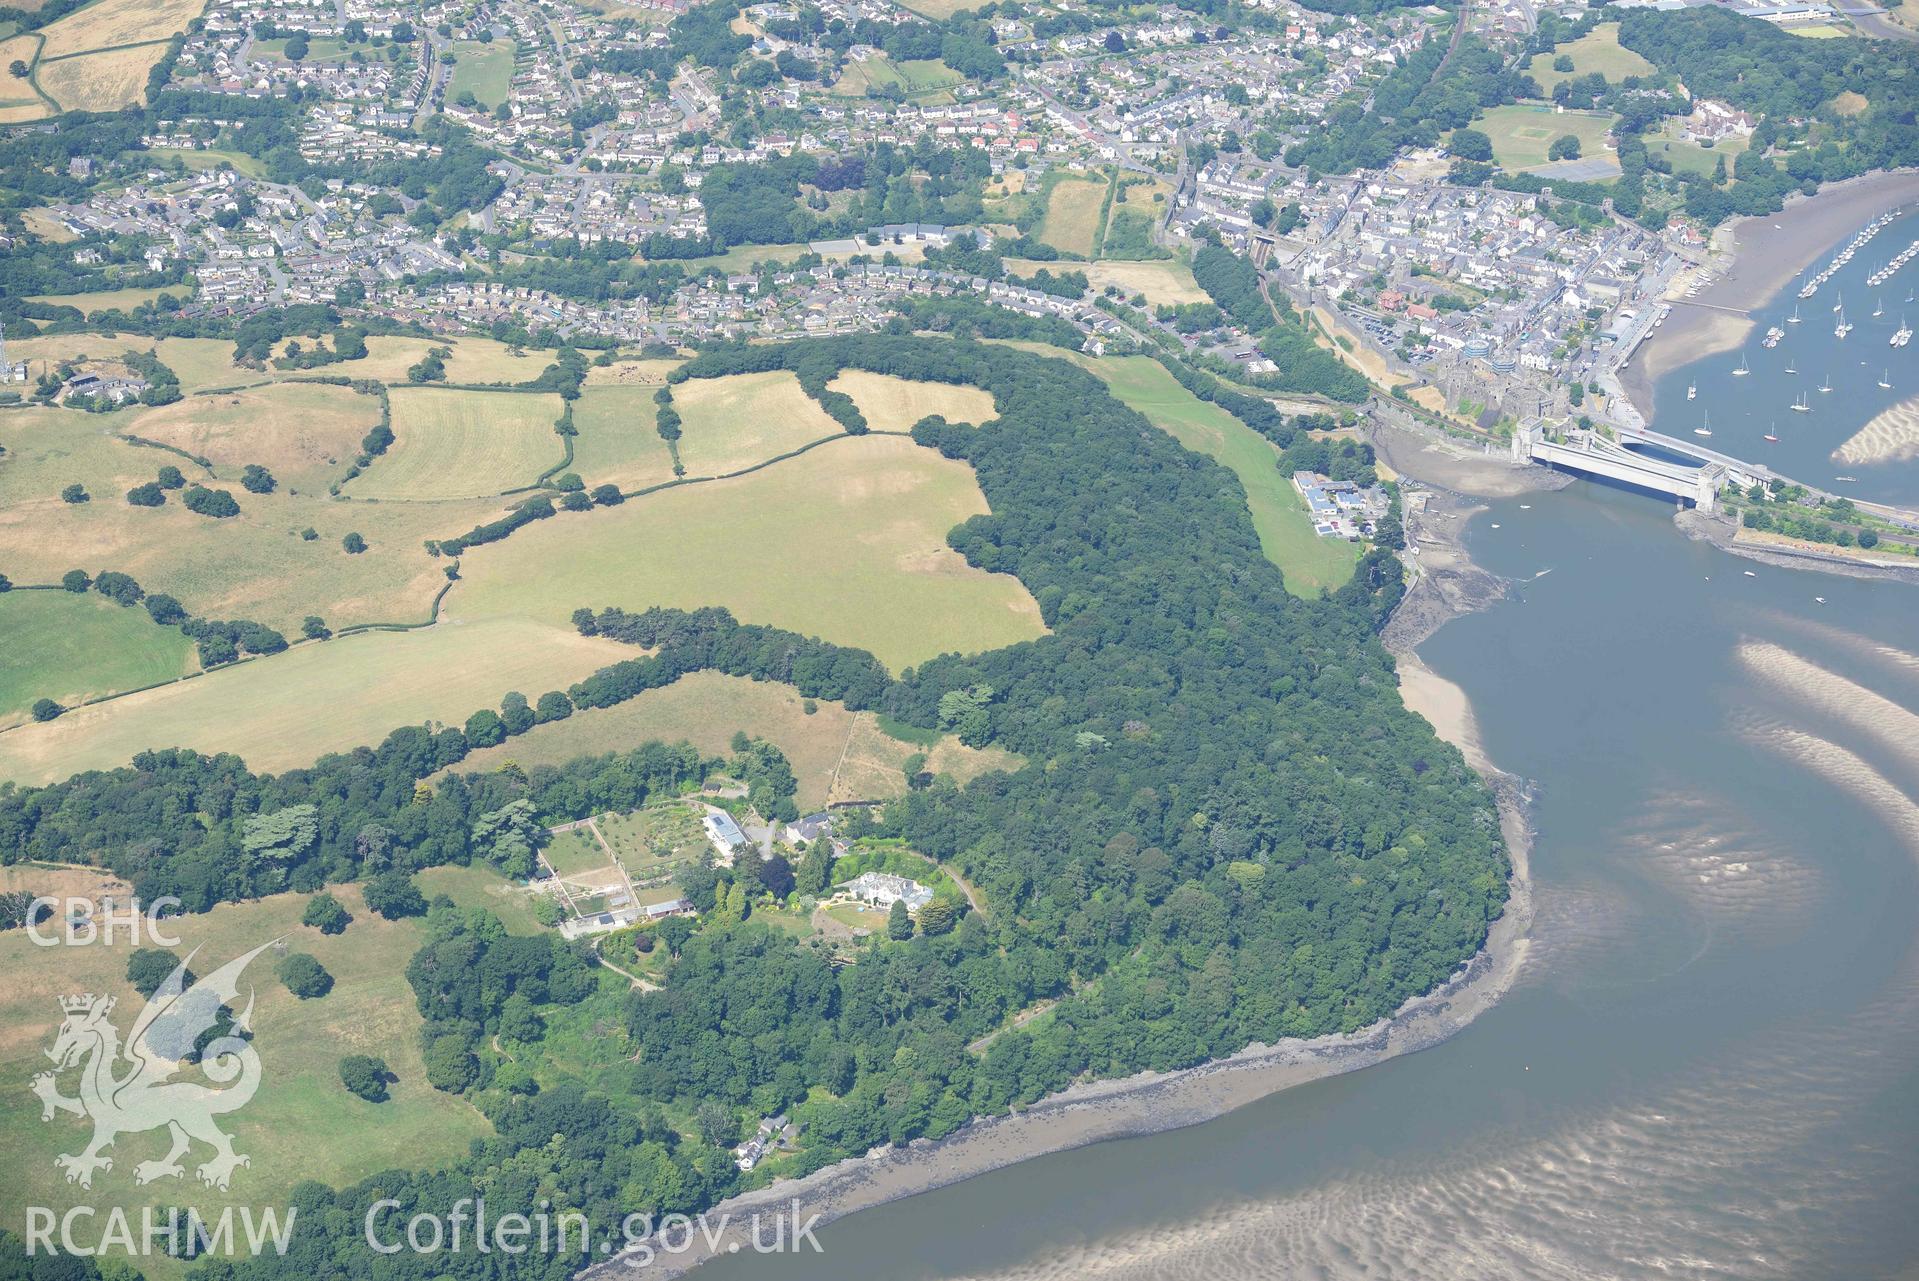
[
  {"left": 349, "top": 388, "right": 563, "bottom": 500},
  {"left": 1522, "top": 23, "right": 1654, "bottom": 93},
  {"left": 0, "top": 879, "right": 490, "bottom": 1243},
  {"left": 451, "top": 434, "right": 1047, "bottom": 671},
  {"left": 569, "top": 385, "right": 681, "bottom": 493},
  {"left": 128, "top": 383, "right": 382, "bottom": 492},
  {"left": 670, "top": 370, "right": 845, "bottom": 475},
  {"left": 826, "top": 370, "right": 998, "bottom": 431},
  {"left": 1075, "top": 355, "right": 1361, "bottom": 596},
  {"left": 1036, "top": 176, "right": 1108, "bottom": 257},
  {"left": 0, "top": 590, "right": 196, "bottom": 721},
  {"left": 447, "top": 38, "right": 516, "bottom": 108},
  {"left": 831, "top": 54, "right": 960, "bottom": 96},
  {"left": 0, "top": 617, "right": 630, "bottom": 783},
  {"left": 1473, "top": 104, "right": 1618, "bottom": 172}
]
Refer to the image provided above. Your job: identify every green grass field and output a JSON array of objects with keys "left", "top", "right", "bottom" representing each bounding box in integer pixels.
[
  {"left": 0, "top": 590, "right": 196, "bottom": 721},
  {"left": 349, "top": 388, "right": 563, "bottom": 500},
  {"left": 1522, "top": 23, "right": 1654, "bottom": 93},
  {"left": 1076, "top": 355, "right": 1361, "bottom": 596},
  {"left": 831, "top": 54, "right": 960, "bottom": 97},
  {"left": 569, "top": 385, "right": 681, "bottom": 493},
  {"left": 1647, "top": 123, "right": 1749, "bottom": 177},
  {"left": 1472, "top": 104, "right": 1618, "bottom": 171},
  {"left": 144, "top": 146, "right": 266, "bottom": 177},
  {"left": 0, "top": 618, "right": 630, "bottom": 783},
  {"left": 452, "top": 434, "right": 1046, "bottom": 671},
  {"left": 1036, "top": 175, "right": 1108, "bottom": 257},
  {"left": 447, "top": 39, "right": 515, "bottom": 108},
  {"left": 0, "top": 881, "right": 490, "bottom": 1268},
  {"left": 414, "top": 864, "right": 548, "bottom": 934},
  {"left": 27, "top": 284, "right": 190, "bottom": 314}
]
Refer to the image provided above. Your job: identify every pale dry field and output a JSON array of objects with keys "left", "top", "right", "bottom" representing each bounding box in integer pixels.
[
  {"left": 127, "top": 383, "right": 382, "bottom": 492},
  {"left": 37, "top": 43, "right": 166, "bottom": 112},
  {"left": 450, "top": 433, "right": 1046, "bottom": 671},
  {"left": 1037, "top": 177, "right": 1108, "bottom": 257},
  {"left": 0, "top": 617, "right": 631, "bottom": 783},
  {"left": 37, "top": 0, "right": 205, "bottom": 58},
  {"left": 672, "top": 370, "right": 845, "bottom": 475},
  {"left": 348, "top": 388, "right": 563, "bottom": 500},
  {"left": 353, "top": 336, "right": 565, "bottom": 385},
  {"left": 569, "top": 385, "right": 681, "bottom": 493},
  {"left": 826, "top": 370, "right": 998, "bottom": 430}
]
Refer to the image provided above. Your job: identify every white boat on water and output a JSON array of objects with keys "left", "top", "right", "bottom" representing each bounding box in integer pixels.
[
  {"left": 1764, "top": 422, "right": 1779, "bottom": 443},
  {"left": 1687, "top": 383, "right": 1697, "bottom": 401},
  {"left": 1695, "top": 412, "right": 1713, "bottom": 438},
  {"left": 1733, "top": 355, "right": 1750, "bottom": 377},
  {"left": 1787, "top": 304, "right": 1802, "bottom": 324},
  {"left": 1820, "top": 374, "right": 1834, "bottom": 393},
  {"left": 1791, "top": 392, "right": 1811, "bottom": 412},
  {"left": 1882, "top": 369, "right": 1895, "bottom": 389},
  {"left": 1874, "top": 298, "right": 1885, "bottom": 318}
]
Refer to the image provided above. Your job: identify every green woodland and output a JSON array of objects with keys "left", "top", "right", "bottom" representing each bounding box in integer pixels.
[{"left": 0, "top": 338, "right": 1508, "bottom": 1280}]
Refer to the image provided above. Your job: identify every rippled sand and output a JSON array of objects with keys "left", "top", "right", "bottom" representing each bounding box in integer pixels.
[{"left": 1833, "top": 395, "right": 1919, "bottom": 466}]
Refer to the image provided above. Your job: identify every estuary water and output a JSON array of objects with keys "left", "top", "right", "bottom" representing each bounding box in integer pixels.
[
  {"left": 693, "top": 232, "right": 1919, "bottom": 1280},
  {"left": 1667, "top": 204, "right": 1919, "bottom": 505}
]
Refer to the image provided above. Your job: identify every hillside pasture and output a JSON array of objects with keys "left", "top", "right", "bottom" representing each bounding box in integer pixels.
[
  {"left": 825, "top": 370, "right": 998, "bottom": 430},
  {"left": 569, "top": 385, "right": 681, "bottom": 493},
  {"left": 1473, "top": 104, "right": 1618, "bottom": 172},
  {"left": 348, "top": 388, "right": 563, "bottom": 500},
  {"left": 0, "top": 407, "right": 507, "bottom": 631},
  {"left": 1074, "top": 355, "right": 1360, "bottom": 596},
  {"left": 1523, "top": 23, "right": 1654, "bottom": 92},
  {"left": 0, "top": 590, "right": 196, "bottom": 722},
  {"left": 36, "top": 43, "right": 169, "bottom": 112},
  {"left": 451, "top": 434, "right": 1046, "bottom": 671},
  {"left": 1036, "top": 176, "right": 1108, "bottom": 257},
  {"left": 0, "top": 617, "right": 630, "bottom": 783},
  {"left": 0, "top": 882, "right": 490, "bottom": 1243},
  {"left": 670, "top": 370, "right": 845, "bottom": 475},
  {"left": 584, "top": 357, "right": 681, "bottom": 388},
  {"left": 127, "top": 383, "right": 383, "bottom": 492}
]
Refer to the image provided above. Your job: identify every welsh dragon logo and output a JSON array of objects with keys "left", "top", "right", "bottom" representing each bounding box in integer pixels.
[{"left": 32, "top": 940, "right": 279, "bottom": 1191}]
